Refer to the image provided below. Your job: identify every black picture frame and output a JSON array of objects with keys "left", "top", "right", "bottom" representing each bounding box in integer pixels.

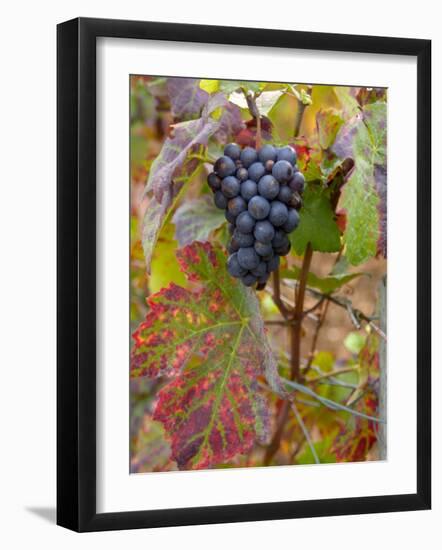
[{"left": 57, "top": 17, "right": 431, "bottom": 532}]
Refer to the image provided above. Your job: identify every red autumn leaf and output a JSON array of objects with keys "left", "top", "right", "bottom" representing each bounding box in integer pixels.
[{"left": 131, "top": 241, "right": 280, "bottom": 469}]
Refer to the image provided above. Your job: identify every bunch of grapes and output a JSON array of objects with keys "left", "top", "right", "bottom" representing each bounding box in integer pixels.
[{"left": 207, "top": 143, "right": 305, "bottom": 289}]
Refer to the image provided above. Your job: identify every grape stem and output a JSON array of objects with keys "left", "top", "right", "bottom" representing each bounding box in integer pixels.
[
  {"left": 263, "top": 243, "right": 313, "bottom": 465},
  {"left": 241, "top": 88, "right": 262, "bottom": 149}
]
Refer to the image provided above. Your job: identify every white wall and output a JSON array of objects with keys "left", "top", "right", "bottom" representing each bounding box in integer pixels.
[{"left": 0, "top": 1, "right": 439, "bottom": 548}]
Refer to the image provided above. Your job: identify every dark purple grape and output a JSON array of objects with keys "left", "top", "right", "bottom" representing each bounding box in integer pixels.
[
  {"left": 221, "top": 176, "right": 240, "bottom": 198},
  {"left": 277, "top": 185, "right": 293, "bottom": 204},
  {"left": 276, "top": 145, "right": 297, "bottom": 165},
  {"left": 225, "top": 210, "right": 236, "bottom": 224},
  {"left": 282, "top": 208, "right": 300, "bottom": 233},
  {"left": 274, "top": 240, "right": 291, "bottom": 256},
  {"left": 257, "top": 273, "right": 270, "bottom": 286},
  {"left": 240, "top": 146, "right": 258, "bottom": 168},
  {"left": 288, "top": 172, "right": 305, "bottom": 193},
  {"left": 207, "top": 172, "right": 221, "bottom": 192},
  {"left": 232, "top": 229, "right": 254, "bottom": 248},
  {"left": 254, "top": 220, "right": 275, "bottom": 244},
  {"left": 227, "top": 253, "right": 247, "bottom": 277},
  {"left": 272, "top": 230, "right": 289, "bottom": 249},
  {"left": 248, "top": 195, "right": 270, "bottom": 220},
  {"left": 224, "top": 143, "right": 241, "bottom": 161},
  {"left": 214, "top": 155, "right": 236, "bottom": 178},
  {"left": 248, "top": 162, "right": 266, "bottom": 182},
  {"left": 240, "top": 179, "right": 258, "bottom": 201},
  {"left": 268, "top": 201, "right": 289, "bottom": 227},
  {"left": 236, "top": 211, "right": 255, "bottom": 234},
  {"left": 214, "top": 191, "right": 228, "bottom": 209},
  {"left": 272, "top": 160, "right": 293, "bottom": 183},
  {"left": 227, "top": 196, "right": 247, "bottom": 217},
  {"left": 236, "top": 167, "right": 248, "bottom": 182},
  {"left": 252, "top": 261, "right": 267, "bottom": 278},
  {"left": 261, "top": 251, "right": 274, "bottom": 262},
  {"left": 254, "top": 240, "right": 273, "bottom": 257},
  {"left": 288, "top": 191, "right": 303, "bottom": 210},
  {"left": 237, "top": 247, "right": 260, "bottom": 270},
  {"left": 267, "top": 255, "right": 280, "bottom": 273},
  {"left": 228, "top": 239, "right": 240, "bottom": 254},
  {"left": 241, "top": 273, "right": 258, "bottom": 287},
  {"left": 257, "top": 175, "right": 279, "bottom": 200},
  {"left": 258, "top": 144, "right": 277, "bottom": 163}
]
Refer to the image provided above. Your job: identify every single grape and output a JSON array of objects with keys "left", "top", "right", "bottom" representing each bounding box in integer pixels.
[
  {"left": 265, "top": 159, "right": 275, "bottom": 173},
  {"left": 248, "top": 162, "right": 266, "bottom": 182},
  {"left": 240, "top": 146, "right": 258, "bottom": 168},
  {"left": 277, "top": 185, "right": 293, "bottom": 204},
  {"left": 224, "top": 143, "right": 241, "bottom": 161},
  {"left": 254, "top": 220, "right": 275, "bottom": 244},
  {"left": 254, "top": 240, "right": 273, "bottom": 257},
  {"left": 282, "top": 208, "right": 300, "bottom": 233},
  {"left": 276, "top": 145, "right": 297, "bottom": 165},
  {"left": 272, "top": 160, "right": 293, "bottom": 183},
  {"left": 221, "top": 176, "right": 240, "bottom": 198},
  {"left": 272, "top": 229, "right": 289, "bottom": 249},
  {"left": 261, "top": 251, "right": 274, "bottom": 262},
  {"left": 241, "top": 273, "right": 258, "bottom": 287},
  {"left": 225, "top": 210, "right": 236, "bottom": 224},
  {"left": 258, "top": 144, "right": 277, "bottom": 164},
  {"left": 240, "top": 179, "right": 258, "bottom": 201},
  {"left": 232, "top": 229, "right": 255, "bottom": 248},
  {"left": 267, "top": 255, "right": 280, "bottom": 273},
  {"left": 288, "top": 191, "right": 303, "bottom": 210},
  {"left": 236, "top": 211, "right": 255, "bottom": 234},
  {"left": 227, "top": 253, "right": 247, "bottom": 278},
  {"left": 227, "top": 196, "right": 247, "bottom": 217},
  {"left": 248, "top": 195, "right": 270, "bottom": 220},
  {"left": 207, "top": 172, "right": 221, "bottom": 192},
  {"left": 257, "top": 175, "right": 279, "bottom": 200},
  {"left": 268, "top": 200, "right": 289, "bottom": 227},
  {"left": 288, "top": 171, "right": 305, "bottom": 193},
  {"left": 214, "top": 191, "right": 228, "bottom": 209},
  {"left": 214, "top": 155, "right": 236, "bottom": 178},
  {"left": 228, "top": 239, "right": 240, "bottom": 254},
  {"left": 236, "top": 167, "right": 248, "bottom": 182},
  {"left": 274, "top": 240, "right": 291, "bottom": 256},
  {"left": 257, "top": 273, "right": 270, "bottom": 286},
  {"left": 252, "top": 261, "right": 267, "bottom": 278},
  {"left": 237, "top": 247, "right": 260, "bottom": 270}
]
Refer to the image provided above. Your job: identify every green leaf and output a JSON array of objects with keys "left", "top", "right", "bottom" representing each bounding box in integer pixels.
[
  {"left": 172, "top": 195, "right": 225, "bottom": 247},
  {"left": 290, "top": 185, "right": 341, "bottom": 254},
  {"left": 199, "top": 79, "right": 220, "bottom": 94},
  {"left": 131, "top": 242, "right": 282, "bottom": 469},
  {"left": 344, "top": 331, "right": 367, "bottom": 355},
  {"left": 316, "top": 109, "right": 344, "bottom": 149},
  {"left": 149, "top": 221, "right": 186, "bottom": 293},
  {"left": 333, "top": 102, "right": 387, "bottom": 265},
  {"left": 281, "top": 266, "right": 366, "bottom": 294}
]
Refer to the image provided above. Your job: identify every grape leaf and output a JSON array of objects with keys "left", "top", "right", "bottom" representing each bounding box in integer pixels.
[
  {"left": 149, "top": 221, "right": 186, "bottom": 293},
  {"left": 131, "top": 242, "right": 281, "bottom": 469},
  {"left": 142, "top": 189, "right": 177, "bottom": 271},
  {"left": 290, "top": 185, "right": 341, "bottom": 254},
  {"left": 333, "top": 102, "right": 387, "bottom": 265},
  {"left": 167, "top": 78, "right": 208, "bottom": 119},
  {"left": 146, "top": 93, "right": 243, "bottom": 203},
  {"left": 316, "top": 108, "right": 344, "bottom": 150},
  {"left": 172, "top": 195, "right": 226, "bottom": 247},
  {"left": 281, "top": 266, "right": 366, "bottom": 294}
]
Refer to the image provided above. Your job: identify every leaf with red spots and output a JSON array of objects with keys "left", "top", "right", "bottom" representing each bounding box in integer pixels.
[{"left": 131, "top": 241, "right": 280, "bottom": 469}]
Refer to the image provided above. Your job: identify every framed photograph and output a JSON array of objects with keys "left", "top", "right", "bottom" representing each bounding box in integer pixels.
[{"left": 57, "top": 17, "right": 431, "bottom": 532}]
